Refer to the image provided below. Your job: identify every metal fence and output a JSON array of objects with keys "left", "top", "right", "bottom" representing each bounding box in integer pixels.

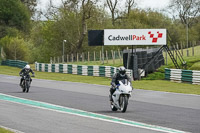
[{"left": 50, "top": 50, "right": 123, "bottom": 64}]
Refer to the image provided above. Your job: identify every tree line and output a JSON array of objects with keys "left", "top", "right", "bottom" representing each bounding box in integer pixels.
[{"left": 0, "top": 0, "right": 199, "bottom": 63}]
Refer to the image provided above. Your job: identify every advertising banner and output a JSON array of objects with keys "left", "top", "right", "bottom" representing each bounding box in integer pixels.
[{"left": 104, "top": 29, "right": 167, "bottom": 45}]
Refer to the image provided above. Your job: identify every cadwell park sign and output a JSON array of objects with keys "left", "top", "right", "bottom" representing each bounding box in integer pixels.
[{"left": 104, "top": 29, "right": 167, "bottom": 45}]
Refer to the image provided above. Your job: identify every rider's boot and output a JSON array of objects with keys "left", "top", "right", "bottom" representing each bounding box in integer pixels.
[
  {"left": 109, "top": 88, "right": 115, "bottom": 102},
  {"left": 19, "top": 81, "right": 22, "bottom": 87},
  {"left": 20, "top": 79, "right": 23, "bottom": 87},
  {"left": 109, "top": 94, "right": 113, "bottom": 102}
]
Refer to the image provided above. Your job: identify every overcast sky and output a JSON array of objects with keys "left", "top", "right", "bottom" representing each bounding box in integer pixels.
[
  {"left": 37, "top": 0, "right": 171, "bottom": 11},
  {"left": 138, "top": 0, "right": 170, "bottom": 9}
]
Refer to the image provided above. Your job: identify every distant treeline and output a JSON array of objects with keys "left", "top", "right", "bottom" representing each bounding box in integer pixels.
[{"left": 0, "top": 0, "right": 199, "bottom": 63}]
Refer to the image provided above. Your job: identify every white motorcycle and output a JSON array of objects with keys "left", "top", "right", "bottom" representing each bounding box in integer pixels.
[{"left": 110, "top": 79, "right": 133, "bottom": 113}]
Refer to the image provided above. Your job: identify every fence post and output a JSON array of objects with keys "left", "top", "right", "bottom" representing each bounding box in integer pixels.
[
  {"left": 77, "top": 53, "right": 79, "bottom": 62},
  {"left": 50, "top": 57, "right": 52, "bottom": 64},
  {"left": 88, "top": 51, "right": 90, "bottom": 62},
  {"left": 176, "top": 43, "right": 179, "bottom": 50},
  {"left": 57, "top": 56, "right": 60, "bottom": 63},
  {"left": 118, "top": 49, "right": 122, "bottom": 63},
  {"left": 165, "top": 49, "right": 168, "bottom": 65},
  {"left": 114, "top": 51, "right": 116, "bottom": 64},
  {"left": 106, "top": 50, "right": 108, "bottom": 63},
  {"left": 175, "top": 46, "right": 177, "bottom": 61},
  {"left": 67, "top": 54, "right": 69, "bottom": 62},
  {"left": 187, "top": 41, "right": 189, "bottom": 57},
  {"left": 71, "top": 54, "right": 73, "bottom": 62},
  {"left": 54, "top": 57, "right": 56, "bottom": 63},
  {"left": 82, "top": 52, "right": 84, "bottom": 62},
  {"left": 100, "top": 51, "right": 102, "bottom": 63},
  {"left": 111, "top": 50, "right": 115, "bottom": 64},
  {"left": 192, "top": 41, "right": 194, "bottom": 56},
  {"left": 175, "top": 43, "right": 179, "bottom": 61},
  {"left": 181, "top": 42, "right": 183, "bottom": 56},
  {"left": 94, "top": 51, "right": 96, "bottom": 61},
  {"left": 102, "top": 48, "right": 104, "bottom": 64}
]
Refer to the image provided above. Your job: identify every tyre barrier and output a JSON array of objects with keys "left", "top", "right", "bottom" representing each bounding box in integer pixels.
[
  {"left": 35, "top": 62, "right": 133, "bottom": 78},
  {"left": 1, "top": 59, "right": 28, "bottom": 68},
  {"left": 165, "top": 68, "right": 200, "bottom": 85}
]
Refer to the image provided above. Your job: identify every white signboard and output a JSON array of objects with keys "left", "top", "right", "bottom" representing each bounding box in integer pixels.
[{"left": 104, "top": 29, "right": 167, "bottom": 45}]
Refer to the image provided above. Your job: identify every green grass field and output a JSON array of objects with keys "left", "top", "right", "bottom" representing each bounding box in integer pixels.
[
  {"left": 162, "top": 45, "right": 200, "bottom": 70},
  {"left": 144, "top": 45, "right": 200, "bottom": 80},
  {"left": 0, "top": 65, "right": 200, "bottom": 95}
]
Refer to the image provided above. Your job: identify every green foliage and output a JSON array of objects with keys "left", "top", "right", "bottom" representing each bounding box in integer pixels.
[
  {"left": 0, "top": 0, "right": 31, "bottom": 33},
  {"left": 0, "top": 36, "right": 30, "bottom": 61},
  {"left": 189, "top": 62, "right": 200, "bottom": 70},
  {"left": 142, "top": 72, "right": 165, "bottom": 80},
  {"left": 20, "top": 0, "right": 37, "bottom": 17},
  {"left": 30, "top": 21, "right": 63, "bottom": 63}
]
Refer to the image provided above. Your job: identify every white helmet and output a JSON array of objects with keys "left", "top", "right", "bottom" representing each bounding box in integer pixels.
[
  {"left": 24, "top": 65, "right": 30, "bottom": 69},
  {"left": 118, "top": 66, "right": 126, "bottom": 77}
]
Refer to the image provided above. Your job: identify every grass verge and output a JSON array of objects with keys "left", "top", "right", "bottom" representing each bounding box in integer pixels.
[
  {"left": 0, "top": 65, "right": 200, "bottom": 95},
  {"left": 0, "top": 127, "right": 14, "bottom": 133}
]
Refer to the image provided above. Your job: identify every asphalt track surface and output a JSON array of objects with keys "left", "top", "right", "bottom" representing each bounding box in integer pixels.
[{"left": 0, "top": 74, "right": 200, "bottom": 133}]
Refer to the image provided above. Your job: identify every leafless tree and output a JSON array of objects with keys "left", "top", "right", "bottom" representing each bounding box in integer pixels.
[
  {"left": 77, "top": 0, "right": 95, "bottom": 50},
  {"left": 125, "top": 0, "right": 135, "bottom": 16},
  {"left": 169, "top": 0, "right": 200, "bottom": 27},
  {"left": 106, "top": 0, "right": 118, "bottom": 26}
]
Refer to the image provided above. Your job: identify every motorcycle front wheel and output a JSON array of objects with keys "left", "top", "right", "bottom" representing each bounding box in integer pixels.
[
  {"left": 22, "top": 81, "right": 26, "bottom": 92},
  {"left": 26, "top": 81, "right": 30, "bottom": 93},
  {"left": 120, "top": 95, "right": 128, "bottom": 113}
]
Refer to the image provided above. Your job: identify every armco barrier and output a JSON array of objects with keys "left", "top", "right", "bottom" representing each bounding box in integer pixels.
[
  {"left": 165, "top": 68, "right": 200, "bottom": 85},
  {"left": 35, "top": 62, "right": 133, "bottom": 78},
  {"left": 1, "top": 59, "right": 28, "bottom": 68}
]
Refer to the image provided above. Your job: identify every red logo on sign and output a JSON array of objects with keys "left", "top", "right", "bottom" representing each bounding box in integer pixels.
[{"left": 148, "top": 31, "right": 163, "bottom": 43}]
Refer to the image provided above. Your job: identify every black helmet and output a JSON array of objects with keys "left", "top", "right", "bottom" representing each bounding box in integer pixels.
[{"left": 118, "top": 66, "right": 126, "bottom": 77}]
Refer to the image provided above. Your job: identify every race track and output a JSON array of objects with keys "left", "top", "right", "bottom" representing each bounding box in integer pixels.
[{"left": 0, "top": 74, "right": 200, "bottom": 133}]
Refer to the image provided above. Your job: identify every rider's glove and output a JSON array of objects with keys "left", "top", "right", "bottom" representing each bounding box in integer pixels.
[
  {"left": 20, "top": 74, "right": 22, "bottom": 76},
  {"left": 32, "top": 74, "right": 35, "bottom": 77},
  {"left": 115, "top": 84, "right": 119, "bottom": 89}
]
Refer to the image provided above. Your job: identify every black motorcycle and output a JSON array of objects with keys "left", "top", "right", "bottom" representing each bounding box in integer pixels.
[{"left": 20, "top": 75, "right": 34, "bottom": 93}]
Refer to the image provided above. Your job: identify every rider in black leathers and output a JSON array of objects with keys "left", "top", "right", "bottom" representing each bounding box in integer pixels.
[
  {"left": 110, "top": 66, "right": 132, "bottom": 101},
  {"left": 19, "top": 65, "right": 35, "bottom": 87}
]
